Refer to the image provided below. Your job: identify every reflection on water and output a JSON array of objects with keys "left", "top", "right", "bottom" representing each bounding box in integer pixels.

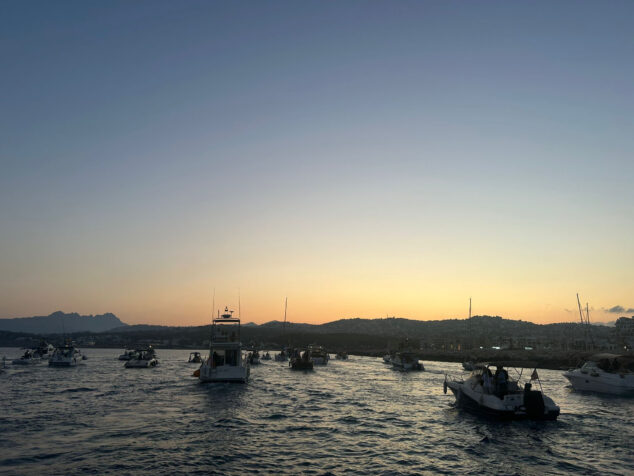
[{"left": 0, "top": 348, "right": 632, "bottom": 475}]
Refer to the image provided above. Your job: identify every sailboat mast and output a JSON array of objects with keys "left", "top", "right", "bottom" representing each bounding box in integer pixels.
[{"left": 283, "top": 297, "right": 288, "bottom": 331}]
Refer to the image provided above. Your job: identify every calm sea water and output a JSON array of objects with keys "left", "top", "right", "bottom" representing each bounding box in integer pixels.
[{"left": 1, "top": 348, "right": 632, "bottom": 475}]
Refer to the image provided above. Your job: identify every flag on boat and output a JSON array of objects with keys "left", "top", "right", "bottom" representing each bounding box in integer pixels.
[{"left": 531, "top": 369, "right": 539, "bottom": 380}]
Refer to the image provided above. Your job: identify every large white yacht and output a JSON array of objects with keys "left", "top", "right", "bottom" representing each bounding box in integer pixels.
[
  {"left": 49, "top": 342, "right": 84, "bottom": 367},
  {"left": 444, "top": 364, "right": 560, "bottom": 420},
  {"left": 563, "top": 354, "right": 634, "bottom": 395},
  {"left": 199, "top": 307, "right": 250, "bottom": 383}
]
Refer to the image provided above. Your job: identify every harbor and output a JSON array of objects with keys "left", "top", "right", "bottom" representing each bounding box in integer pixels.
[{"left": 0, "top": 348, "right": 631, "bottom": 475}]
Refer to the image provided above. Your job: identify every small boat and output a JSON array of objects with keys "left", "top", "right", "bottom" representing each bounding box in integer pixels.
[
  {"left": 124, "top": 347, "right": 158, "bottom": 368},
  {"left": 188, "top": 352, "right": 202, "bottom": 363},
  {"left": 33, "top": 340, "right": 55, "bottom": 359},
  {"left": 383, "top": 353, "right": 393, "bottom": 364},
  {"left": 290, "top": 349, "right": 314, "bottom": 371},
  {"left": 118, "top": 349, "right": 137, "bottom": 361},
  {"left": 262, "top": 352, "right": 271, "bottom": 361},
  {"left": 12, "top": 349, "right": 41, "bottom": 365},
  {"left": 49, "top": 343, "right": 84, "bottom": 367},
  {"left": 462, "top": 361, "right": 485, "bottom": 371},
  {"left": 199, "top": 306, "right": 250, "bottom": 383},
  {"left": 308, "top": 345, "right": 329, "bottom": 365},
  {"left": 444, "top": 364, "right": 560, "bottom": 420},
  {"left": 335, "top": 351, "right": 348, "bottom": 360},
  {"left": 563, "top": 353, "right": 634, "bottom": 396},
  {"left": 391, "top": 352, "right": 424, "bottom": 371},
  {"left": 274, "top": 349, "right": 288, "bottom": 362},
  {"left": 249, "top": 350, "right": 261, "bottom": 365}
]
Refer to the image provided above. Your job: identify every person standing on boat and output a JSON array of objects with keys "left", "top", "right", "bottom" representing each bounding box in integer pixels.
[
  {"left": 483, "top": 368, "right": 493, "bottom": 394},
  {"left": 495, "top": 366, "right": 508, "bottom": 398}
]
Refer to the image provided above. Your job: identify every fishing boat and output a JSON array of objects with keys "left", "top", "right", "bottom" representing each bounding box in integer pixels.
[
  {"left": 335, "top": 351, "right": 348, "bottom": 360},
  {"left": 124, "top": 347, "right": 158, "bottom": 368},
  {"left": 290, "top": 349, "right": 314, "bottom": 371},
  {"left": 188, "top": 352, "right": 202, "bottom": 363},
  {"left": 308, "top": 345, "right": 329, "bottom": 365},
  {"left": 444, "top": 363, "right": 560, "bottom": 420},
  {"left": 563, "top": 354, "right": 634, "bottom": 396},
  {"left": 12, "top": 349, "right": 41, "bottom": 365},
  {"left": 199, "top": 307, "right": 250, "bottom": 383},
  {"left": 49, "top": 342, "right": 84, "bottom": 367},
  {"left": 391, "top": 352, "right": 424, "bottom": 371},
  {"left": 118, "top": 349, "right": 137, "bottom": 361}
]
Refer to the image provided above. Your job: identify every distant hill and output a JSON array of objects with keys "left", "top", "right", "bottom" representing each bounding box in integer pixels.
[{"left": 0, "top": 311, "right": 128, "bottom": 334}]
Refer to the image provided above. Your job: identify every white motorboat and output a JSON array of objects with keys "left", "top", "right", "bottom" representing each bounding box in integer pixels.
[
  {"left": 49, "top": 343, "right": 84, "bottom": 367},
  {"left": 444, "top": 364, "right": 560, "bottom": 420},
  {"left": 199, "top": 307, "right": 250, "bottom": 383},
  {"left": 124, "top": 347, "right": 158, "bottom": 368},
  {"left": 118, "top": 349, "right": 137, "bottom": 361},
  {"left": 391, "top": 352, "right": 424, "bottom": 371},
  {"left": 308, "top": 345, "right": 329, "bottom": 365},
  {"left": 12, "top": 349, "right": 41, "bottom": 365},
  {"left": 563, "top": 354, "right": 634, "bottom": 396}
]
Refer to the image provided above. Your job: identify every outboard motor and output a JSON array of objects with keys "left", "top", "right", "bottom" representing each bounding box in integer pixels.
[{"left": 523, "top": 386, "right": 545, "bottom": 418}]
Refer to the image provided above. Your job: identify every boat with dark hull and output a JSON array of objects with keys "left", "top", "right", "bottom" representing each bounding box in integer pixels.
[
  {"left": 444, "top": 364, "right": 560, "bottom": 420},
  {"left": 290, "top": 349, "right": 314, "bottom": 371}
]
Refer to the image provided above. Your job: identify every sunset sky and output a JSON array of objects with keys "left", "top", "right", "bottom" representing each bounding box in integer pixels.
[{"left": 1, "top": 1, "right": 633, "bottom": 326}]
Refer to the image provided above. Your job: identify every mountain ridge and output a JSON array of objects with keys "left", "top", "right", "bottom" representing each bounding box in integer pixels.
[{"left": 0, "top": 311, "right": 128, "bottom": 334}]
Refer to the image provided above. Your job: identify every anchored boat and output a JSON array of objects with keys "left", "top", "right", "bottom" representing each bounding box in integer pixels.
[
  {"left": 308, "top": 345, "right": 329, "bottom": 365},
  {"left": 391, "top": 352, "right": 424, "bottom": 371},
  {"left": 118, "top": 349, "right": 136, "bottom": 361},
  {"left": 124, "top": 347, "right": 158, "bottom": 368},
  {"left": 49, "top": 342, "right": 84, "bottom": 367},
  {"left": 444, "top": 363, "right": 560, "bottom": 420},
  {"left": 290, "top": 348, "right": 314, "bottom": 371},
  {"left": 199, "top": 307, "right": 250, "bottom": 383},
  {"left": 12, "top": 349, "right": 41, "bottom": 365},
  {"left": 563, "top": 354, "right": 634, "bottom": 396}
]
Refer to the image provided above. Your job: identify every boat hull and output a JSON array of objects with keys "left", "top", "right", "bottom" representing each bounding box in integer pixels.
[
  {"left": 290, "top": 359, "right": 314, "bottom": 371},
  {"left": 12, "top": 358, "right": 40, "bottom": 365},
  {"left": 199, "top": 362, "right": 249, "bottom": 383},
  {"left": 49, "top": 359, "right": 80, "bottom": 367},
  {"left": 125, "top": 359, "right": 158, "bottom": 368}
]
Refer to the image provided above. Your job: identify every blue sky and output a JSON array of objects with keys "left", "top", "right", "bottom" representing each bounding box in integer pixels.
[{"left": 1, "top": 1, "right": 633, "bottom": 324}]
